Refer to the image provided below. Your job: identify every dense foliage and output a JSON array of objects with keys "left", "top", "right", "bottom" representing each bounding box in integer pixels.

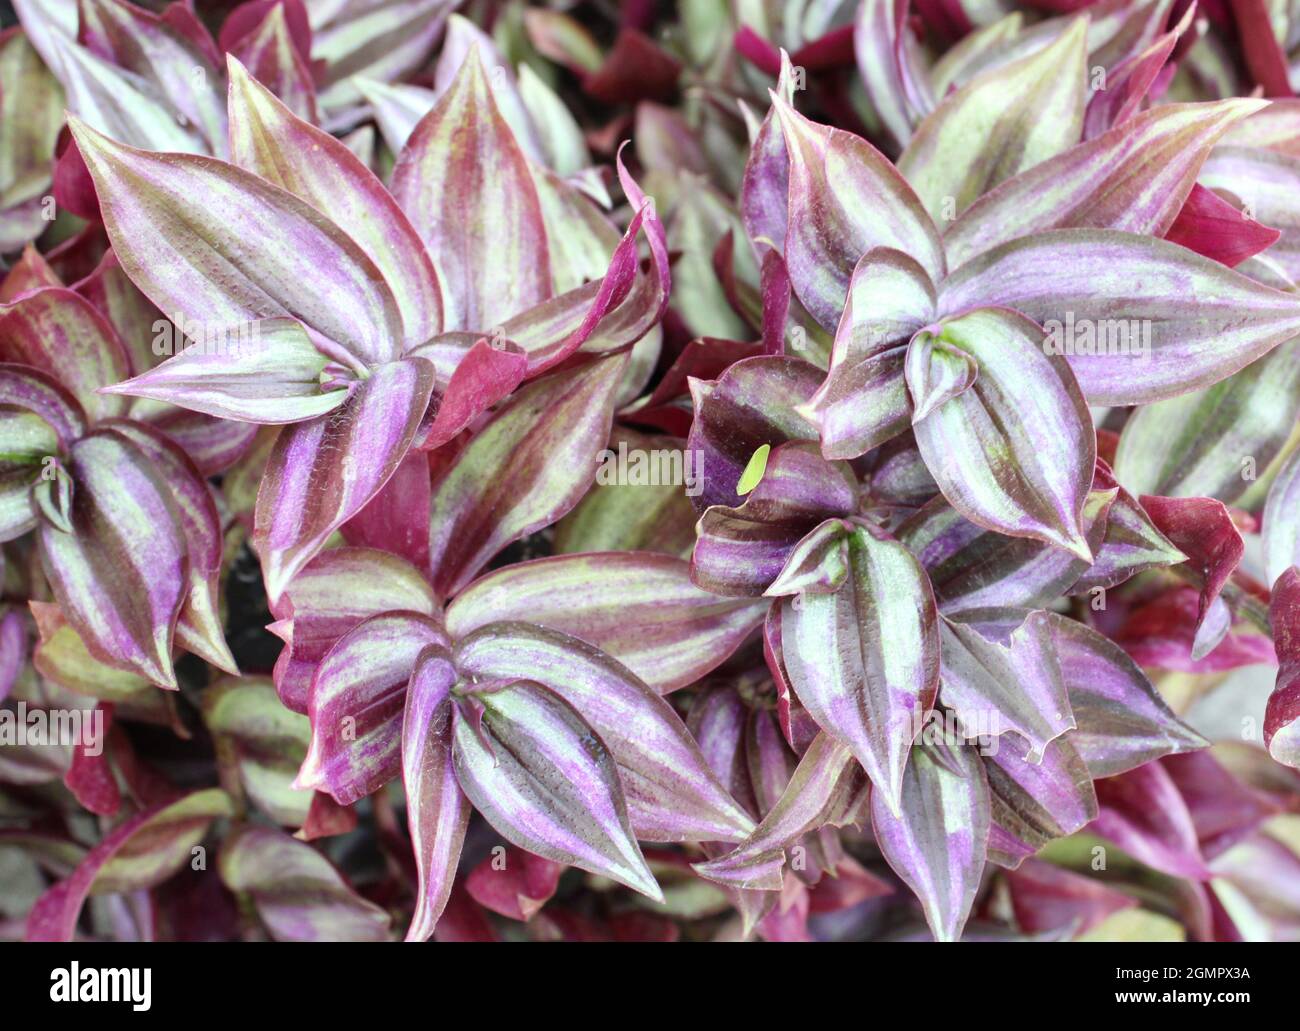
[{"left": 2, "top": 0, "right": 1300, "bottom": 943}]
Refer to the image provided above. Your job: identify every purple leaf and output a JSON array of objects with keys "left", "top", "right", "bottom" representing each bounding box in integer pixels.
[
  {"left": 268, "top": 547, "right": 437, "bottom": 714},
  {"left": 1266, "top": 567, "right": 1300, "bottom": 770},
  {"left": 340, "top": 451, "right": 431, "bottom": 571},
  {"left": 69, "top": 119, "right": 405, "bottom": 368},
  {"left": 1264, "top": 447, "right": 1300, "bottom": 584},
  {"left": 427, "top": 356, "right": 624, "bottom": 599},
  {"left": 452, "top": 622, "right": 756, "bottom": 843},
  {"left": 416, "top": 337, "right": 527, "bottom": 452},
  {"left": 898, "top": 17, "right": 1087, "bottom": 221},
  {"left": 984, "top": 734, "right": 1098, "bottom": 868},
  {"left": 465, "top": 846, "right": 564, "bottom": 922},
  {"left": 0, "top": 608, "right": 23, "bottom": 703},
  {"left": 899, "top": 491, "right": 1111, "bottom": 613},
  {"left": 781, "top": 520, "right": 940, "bottom": 811},
  {"left": 228, "top": 3, "right": 318, "bottom": 125},
  {"left": 1092, "top": 761, "right": 1210, "bottom": 880},
  {"left": 687, "top": 686, "right": 760, "bottom": 820},
  {"left": 941, "top": 229, "right": 1300, "bottom": 405},
  {"left": 400, "top": 643, "right": 470, "bottom": 940},
  {"left": 691, "top": 443, "right": 858, "bottom": 596},
  {"left": 1164, "top": 751, "right": 1280, "bottom": 857},
  {"left": 1114, "top": 341, "right": 1300, "bottom": 505},
  {"left": 27, "top": 788, "right": 233, "bottom": 941},
  {"left": 219, "top": 825, "right": 391, "bottom": 942},
  {"left": 939, "top": 611, "right": 1074, "bottom": 761},
  {"left": 254, "top": 356, "right": 435, "bottom": 604},
  {"left": 766, "top": 518, "right": 857, "bottom": 598},
  {"left": 227, "top": 57, "right": 443, "bottom": 347},
  {"left": 0, "top": 364, "right": 86, "bottom": 448},
  {"left": 1048, "top": 612, "right": 1206, "bottom": 777},
  {"left": 38, "top": 429, "right": 188, "bottom": 688},
  {"left": 1139, "top": 495, "right": 1245, "bottom": 660},
  {"left": 909, "top": 308, "right": 1095, "bottom": 560},
  {"left": 78, "top": 0, "right": 226, "bottom": 154},
  {"left": 1165, "top": 182, "right": 1283, "bottom": 267},
  {"left": 774, "top": 98, "right": 944, "bottom": 330},
  {"left": 101, "top": 419, "right": 236, "bottom": 675},
  {"left": 448, "top": 552, "right": 766, "bottom": 695},
  {"left": 686, "top": 355, "right": 823, "bottom": 511},
  {"left": 102, "top": 317, "right": 349, "bottom": 424},
  {"left": 945, "top": 98, "right": 1265, "bottom": 264},
  {"left": 692, "top": 732, "right": 859, "bottom": 890},
  {"left": 1006, "top": 858, "right": 1136, "bottom": 935},
  {"left": 853, "top": 0, "right": 931, "bottom": 151},
  {"left": 1082, "top": 12, "right": 1183, "bottom": 139},
  {"left": 296, "top": 611, "right": 449, "bottom": 805},
  {"left": 1199, "top": 144, "right": 1300, "bottom": 283},
  {"left": 739, "top": 51, "right": 797, "bottom": 256},
  {"left": 392, "top": 47, "right": 548, "bottom": 331},
  {"left": 802, "top": 248, "right": 936, "bottom": 460},
  {"left": 1071, "top": 459, "right": 1186, "bottom": 593},
  {"left": 0, "top": 286, "right": 131, "bottom": 421},
  {"left": 450, "top": 679, "right": 663, "bottom": 901},
  {"left": 872, "top": 742, "right": 990, "bottom": 942}
]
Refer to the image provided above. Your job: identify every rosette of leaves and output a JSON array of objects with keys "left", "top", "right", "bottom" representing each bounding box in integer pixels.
[
  {"left": 672, "top": 18, "right": 1300, "bottom": 939},
  {"left": 64, "top": 44, "right": 669, "bottom": 606}
]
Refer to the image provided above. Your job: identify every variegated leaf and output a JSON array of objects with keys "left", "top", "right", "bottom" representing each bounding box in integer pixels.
[
  {"left": 780, "top": 521, "right": 940, "bottom": 811},
  {"left": 254, "top": 357, "right": 435, "bottom": 604},
  {"left": 945, "top": 100, "right": 1266, "bottom": 267},
  {"left": 27, "top": 788, "right": 233, "bottom": 941},
  {"left": 774, "top": 97, "right": 944, "bottom": 330},
  {"left": 1114, "top": 340, "right": 1300, "bottom": 504},
  {"left": 447, "top": 553, "right": 765, "bottom": 694},
  {"left": 227, "top": 57, "right": 443, "bottom": 348},
  {"left": 909, "top": 308, "right": 1095, "bottom": 560},
  {"left": 872, "top": 742, "right": 990, "bottom": 942},
  {"left": 451, "top": 680, "right": 663, "bottom": 900},
  {"left": 296, "top": 611, "right": 449, "bottom": 805},
  {"left": 69, "top": 118, "right": 404, "bottom": 367},
  {"left": 940, "top": 229, "right": 1300, "bottom": 404},
  {"left": 452, "top": 622, "right": 756, "bottom": 843},
  {"left": 38, "top": 429, "right": 187, "bottom": 688},
  {"left": 401, "top": 644, "right": 471, "bottom": 940},
  {"left": 391, "top": 47, "right": 548, "bottom": 332},
  {"left": 899, "top": 17, "right": 1087, "bottom": 221},
  {"left": 427, "top": 356, "right": 624, "bottom": 599}
]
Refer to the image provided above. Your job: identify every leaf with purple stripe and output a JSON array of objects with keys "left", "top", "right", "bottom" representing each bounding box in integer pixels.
[
  {"left": 940, "top": 229, "right": 1300, "bottom": 405},
  {"left": 269, "top": 547, "right": 436, "bottom": 714},
  {"left": 872, "top": 741, "right": 990, "bottom": 942},
  {"left": 780, "top": 521, "right": 940, "bottom": 811},
  {"left": 984, "top": 733, "right": 1098, "bottom": 869},
  {"left": 451, "top": 679, "right": 663, "bottom": 901},
  {"left": 391, "top": 47, "right": 548, "bottom": 332},
  {"left": 691, "top": 443, "right": 858, "bottom": 596},
  {"left": 908, "top": 308, "right": 1095, "bottom": 561},
  {"left": 453, "top": 622, "right": 756, "bottom": 843},
  {"left": 69, "top": 118, "right": 404, "bottom": 368},
  {"left": 945, "top": 100, "right": 1266, "bottom": 266},
  {"left": 401, "top": 643, "right": 471, "bottom": 940},
  {"left": 1047, "top": 612, "right": 1206, "bottom": 778},
  {"left": 447, "top": 552, "right": 766, "bottom": 695},
  {"left": 38, "top": 429, "right": 188, "bottom": 688},
  {"left": 254, "top": 356, "right": 435, "bottom": 604},
  {"left": 296, "top": 610, "right": 449, "bottom": 805},
  {"left": 774, "top": 97, "right": 944, "bottom": 330},
  {"left": 427, "top": 356, "right": 624, "bottom": 599}
]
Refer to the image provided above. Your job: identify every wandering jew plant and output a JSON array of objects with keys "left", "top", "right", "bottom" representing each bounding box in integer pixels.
[{"left": 1, "top": 0, "right": 1299, "bottom": 946}]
